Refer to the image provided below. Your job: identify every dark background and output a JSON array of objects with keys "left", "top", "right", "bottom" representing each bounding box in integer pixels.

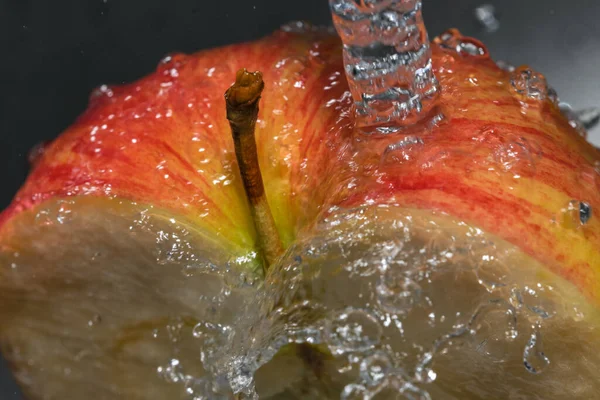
[{"left": 0, "top": 0, "right": 598, "bottom": 397}]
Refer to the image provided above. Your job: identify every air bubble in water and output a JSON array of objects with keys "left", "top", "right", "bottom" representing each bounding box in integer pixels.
[{"left": 325, "top": 308, "right": 383, "bottom": 354}]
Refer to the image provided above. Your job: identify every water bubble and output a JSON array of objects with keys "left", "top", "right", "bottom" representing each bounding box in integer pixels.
[
  {"left": 325, "top": 308, "right": 383, "bottom": 354},
  {"left": 523, "top": 326, "right": 550, "bottom": 374},
  {"left": 510, "top": 67, "right": 548, "bottom": 101},
  {"left": 360, "top": 351, "right": 392, "bottom": 386},
  {"left": 474, "top": 4, "right": 500, "bottom": 33},
  {"left": 556, "top": 200, "right": 592, "bottom": 229}
]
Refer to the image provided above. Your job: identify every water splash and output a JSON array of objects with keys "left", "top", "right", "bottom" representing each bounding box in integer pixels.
[{"left": 329, "top": 0, "right": 440, "bottom": 128}]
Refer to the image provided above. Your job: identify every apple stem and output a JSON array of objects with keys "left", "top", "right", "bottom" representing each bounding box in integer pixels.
[{"left": 226, "top": 69, "right": 283, "bottom": 272}]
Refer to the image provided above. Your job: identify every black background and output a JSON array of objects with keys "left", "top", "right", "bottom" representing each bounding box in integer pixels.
[{"left": 1, "top": 0, "right": 599, "bottom": 397}]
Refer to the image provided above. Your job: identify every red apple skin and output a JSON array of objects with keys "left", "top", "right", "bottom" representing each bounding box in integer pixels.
[{"left": 0, "top": 28, "right": 599, "bottom": 304}]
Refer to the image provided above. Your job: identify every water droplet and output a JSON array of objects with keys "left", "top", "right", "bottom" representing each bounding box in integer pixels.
[
  {"left": 157, "top": 53, "right": 187, "bottom": 81},
  {"left": 433, "top": 29, "right": 488, "bottom": 58},
  {"left": 496, "top": 60, "right": 515, "bottom": 72},
  {"left": 523, "top": 326, "right": 550, "bottom": 374},
  {"left": 580, "top": 201, "right": 592, "bottom": 224},
  {"left": 360, "top": 351, "right": 392, "bottom": 386},
  {"left": 556, "top": 200, "right": 592, "bottom": 230},
  {"left": 90, "top": 84, "right": 114, "bottom": 103},
  {"left": 474, "top": 4, "right": 500, "bottom": 33},
  {"left": 280, "top": 20, "right": 317, "bottom": 33},
  {"left": 492, "top": 136, "right": 540, "bottom": 175},
  {"left": 510, "top": 67, "right": 548, "bottom": 101},
  {"left": 325, "top": 308, "right": 382, "bottom": 354}
]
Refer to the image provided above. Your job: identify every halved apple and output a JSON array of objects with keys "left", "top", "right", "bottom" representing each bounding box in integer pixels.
[{"left": 0, "top": 26, "right": 599, "bottom": 399}]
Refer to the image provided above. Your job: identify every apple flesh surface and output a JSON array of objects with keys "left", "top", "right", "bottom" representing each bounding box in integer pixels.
[{"left": 0, "top": 26, "right": 599, "bottom": 399}]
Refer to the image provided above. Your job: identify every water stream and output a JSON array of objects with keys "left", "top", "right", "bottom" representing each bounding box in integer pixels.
[{"left": 328, "top": 0, "right": 440, "bottom": 129}]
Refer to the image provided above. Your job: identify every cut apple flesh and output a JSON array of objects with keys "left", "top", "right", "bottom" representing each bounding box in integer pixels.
[{"left": 1, "top": 198, "right": 598, "bottom": 399}]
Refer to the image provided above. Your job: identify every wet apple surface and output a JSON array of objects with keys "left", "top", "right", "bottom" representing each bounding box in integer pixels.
[{"left": 0, "top": 8, "right": 599, "bottom": 400}]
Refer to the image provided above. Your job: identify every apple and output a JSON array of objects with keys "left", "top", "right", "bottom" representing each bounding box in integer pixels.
[{"left": 0, "top": 24, "right": 599, "bottom": 399}]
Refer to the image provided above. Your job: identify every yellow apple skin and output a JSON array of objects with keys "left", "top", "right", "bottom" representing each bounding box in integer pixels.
[{"left": 0, "top": 27, "right": 599, "bottom": 307}]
